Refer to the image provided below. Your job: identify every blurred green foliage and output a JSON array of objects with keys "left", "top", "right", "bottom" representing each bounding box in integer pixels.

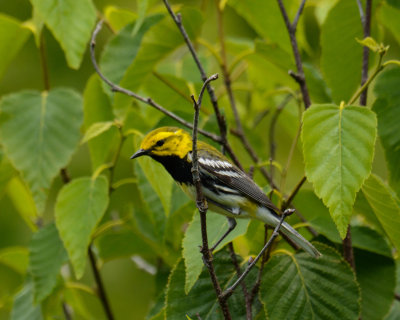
[{"left": 0, "top": 0, "right": 400, "bottom": 319}]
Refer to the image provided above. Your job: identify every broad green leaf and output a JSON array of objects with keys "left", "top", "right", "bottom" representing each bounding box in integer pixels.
[
  {"left": 373, "top": 68, "right": 400, "bottom": 195},
  {"left": 81, "top": 121, "right": 115, "bottom": 145},
  {"left": 29, "top": 223, "right": 68, "bottom": 303},
  {"left": 100, "top": 14, "right": 163, "bottom": 95},
  {"left": 378, "top": 3, "right": 400, "bottom": 46},
  {"left": 6, "top": 177, "right": 38, "bottom": 231},
  {"left": 229, "top": 0, "right": 291, "bottom": 54},
  {"left": 294, "top": 190, "right": 392, "bottom": 257},
  {"left": 30, "top": 0, "right": 96, "bottom": 69},
  {"left": 83, "top": 75, "right": 118, "bottom": 171},
  {"left": 260, "top": 243, "right": 360, "bottom": 320},
  {"left": 302, "top": 104, "right": 377, "bottom": 238},
  {"left": 136, "top": 153, "right": 172, "bottom": 218},
  {"left": 385, "top": 301, "right": 400, "bottom": 320},
  {"left": 0, "top": 246, "right": 29, "bottom": 275},
  {"left": 182, "top": 211, "right": 249, "bottom": 294},
  {"left": 387, "top": 0, "right": 400, "bottom": 9},
  {"left": 0, "top": 148, "right": 16, "bottom": 196},
  {"left": 104, "top": 6, "right": 137, "bottom": 32},
  {"left": 166, "top": 253, "right": 260, "bottom": 320},
  {"left": 114, "top": 9, "right": 203, "bottom": 117},
  {"left": 55, "top": 176, "right": 109, "bottom": 279},
  {"left": 356, "top": 37, "right": 380, "bottom": 52},
  {"left": 0, "top": 14, "right": 30, "bottom": 80},
  {"left": 362, "top": 174, "right": 400, "bottom": 251},
  {"left": 303, "top": 63, "right": 332, "bottom": 104},
  {"left": 320, "top": 0, "right": 363, "bottom": 103},
  {"left": 95, "top": 228, "right": 154, "bottom": 263},
  {"left": 0, "top": 89, "right": 83, "bottom": 213},
  {"left": 11, "top": 280, "right": 43, "bottom": 320},
  {"left": 355, "top": 249, "right": 396, "bottom": 320},
  {"left": 255, "top": 40, "right": 294, "bottom": 72}
]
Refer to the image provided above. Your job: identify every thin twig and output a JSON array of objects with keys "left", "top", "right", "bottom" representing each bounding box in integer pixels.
[
  {"left": 191, "top": 75, "right": 231, "bottom": 319},
  {"left": 162, "top": 0, "right": 247, "bottom": 172},
  {"left": 276, "top": 0, "right": 311, "bottom": 109},
  {"left": 249, "top": 225, "right": 271, "bottom": 305},
  {"left": 39, "top": 33, "right": 50, "bottom": 91},
  {"left": 282, "top": 176, "right": 307, "bottom": 210},
  {"left": 269, "top": 95, "right": 292, "bottom": 181},
  {"left": 228, "top": 243, "right": 252, "bottom": 320},
  {"left": 221, "top": 209, "right": 293, "bottom": 300},
  {"left": 215, "top": 1, "right": 276, "bottom": 188},
  {"left": 88, "top": 246, "right": 114, "bottom": 320},
  {"left": 360, "top": 0, "right": 372, "bottom": 105},
  {"left": 343, "top": 227, "right": 356, "bottom": 270},
  {"left": 62, "top": 302, "right": 72, "bottom": 320},
  {"left": 90, "top": 20, "right": 221, "bottom": 144}
]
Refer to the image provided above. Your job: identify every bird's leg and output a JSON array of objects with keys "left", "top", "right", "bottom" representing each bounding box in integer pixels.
[{"left": 210, "top": 217, "right": 237, "bottom": 252}]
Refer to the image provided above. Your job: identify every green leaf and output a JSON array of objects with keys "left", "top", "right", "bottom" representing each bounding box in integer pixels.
[
  {"left": 11, "top": 280, "right": 43, "bottom": 320},
  {"left": 81, "top": 121, "right": 115, "bottom": 145},
  {"left": 100, "top": 14, "right": 163, "bottom": 95},
  {"left": 260, "top": 243, "right": 360, "bottom": 320},
  {"left": 361, "top": 174, "right": 400, "bottom": 251},
  {"left": 166, "top": 253, "right": 260, "bottom": 319},
  {"left": 302, "top": 104, "right": 377, "bottom": 238},
  {"left": 83, "top": 75, "right": 118, "bottom": 170},
  {"left": 229, "top": 0, "right": 291, "bottom": 54},
  {"left": 0, "top": 148, "right": 16, "bottom": 196},
  {"left": 373, "top": 68, "right": 400, "bottom": 195},
  {"left": 387, "top": 0, "right": 400, "bottom": 9},
  {"left": 55, "top": 176, "right": 109, "bottom": 279},
  {"left": 320, "top": 0, "right": 363, "bottom": 103},
  {"left": 0, "top": 14, "right": 30, "bottom": 80},
  {"left": 95, "top": 228, "right": 154, "bottom": 263},
  {"left": 104, "top": 6, "right": 137, "bottom": 32},
  {"left": 6, "top": 177, "right": 38, "bottom": 231},
  {"left": 29, "top": 0, "right": 96, "bottom": 69},
  {"left": 385, "top": 301, "right": 400, "bottom": 320},
  {"left": 182, "top": 212, "right": 249, "bottom": 294},
  {"left": 356, "top": 37, "right": 380, "bottom": 52},
  {"left": 0, "top": 246, "right": 29, "bottom": 275},
  {"left": 114, "top": 9, "right": 203, "bottom": 117},
  {"left": 136, "top": 153, "right": 172, "bottom": 218},
  {"left": 378, "top": 3, "right": 400, "bottom": 46},
  {"left": 355, "top": 249, "right": 396, "bottom": 320},
  {"left": 29, "top": 223, "right": 68, "bottom": 303},
  {"left": 0, "top": 89, "right": 83, "bottom": 213}
]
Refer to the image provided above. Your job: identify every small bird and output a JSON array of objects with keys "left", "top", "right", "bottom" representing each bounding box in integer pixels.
[{"left": 131, "top": 126, "right": 321, "bottom": 258}]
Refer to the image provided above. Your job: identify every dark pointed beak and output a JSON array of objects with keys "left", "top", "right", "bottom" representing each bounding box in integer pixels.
[{"left": 130, "top": 149, "right": 148, "bottom": 159}]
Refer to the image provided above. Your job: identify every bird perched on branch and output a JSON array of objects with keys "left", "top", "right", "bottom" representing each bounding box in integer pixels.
[{"left": 131, "top": 126, "right": 321, "bottom": 258}]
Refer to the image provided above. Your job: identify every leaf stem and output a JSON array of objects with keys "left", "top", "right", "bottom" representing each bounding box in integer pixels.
[{"left": 88, "top": 246, "right": 114, "bottom": 320}]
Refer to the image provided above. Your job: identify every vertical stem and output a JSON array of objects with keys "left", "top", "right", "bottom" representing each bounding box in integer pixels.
[
  {"left": 228, "top": 243, "right": 252, "bottom": 320},
  {"left": 88, "top": 247, "right": 115, "bottom": 320},
  {"left": 360, "top": 0, "right": 372, "bottom": 106},
  {"left": 343, "top": 227, "right": 356, "bottom": 270},
  {"left": 39, "top": 33, "right": 50, "bottom": 91}
]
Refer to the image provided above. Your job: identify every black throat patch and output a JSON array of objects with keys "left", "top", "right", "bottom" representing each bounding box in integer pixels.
[{"left": 151, "top": 155, "right": 193, "bottom": 184}]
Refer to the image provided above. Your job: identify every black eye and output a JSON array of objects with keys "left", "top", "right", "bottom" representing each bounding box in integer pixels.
[{"left": 156, "top": 139, "right": 165, "bottom": 147}]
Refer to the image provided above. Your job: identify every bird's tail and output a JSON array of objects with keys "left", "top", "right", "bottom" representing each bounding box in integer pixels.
[{"left": 256, "top": 207, "right": 321, "bottom": 258}]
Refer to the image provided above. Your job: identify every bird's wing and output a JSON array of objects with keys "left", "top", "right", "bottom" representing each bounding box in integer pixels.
[{"left": 196, "top": 147, "right": 279, "bottom": 213}]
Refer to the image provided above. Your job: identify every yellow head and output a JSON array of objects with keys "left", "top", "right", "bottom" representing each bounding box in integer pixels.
[{"left": 131, "top": 126, "right": 192, "bottom": 159}]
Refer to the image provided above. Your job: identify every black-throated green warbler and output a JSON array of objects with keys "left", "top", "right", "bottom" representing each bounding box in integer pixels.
[{"left": 131, "top": 126, "right": 321, "bottom": 258}]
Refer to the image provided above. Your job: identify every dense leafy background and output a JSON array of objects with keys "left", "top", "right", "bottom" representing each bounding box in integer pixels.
[{"left": 0, "top": 0, "right": 399, "bottom": 319}]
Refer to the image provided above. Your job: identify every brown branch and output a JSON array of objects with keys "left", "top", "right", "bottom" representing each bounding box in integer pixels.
[
  {"left": 277, "top": 0, "right": 311, "bottom": 109},
  {"left": 162, "top": 0, "right": 247, "bottom": 172},
  {"left": 88, "top": 246, "right": 115, "bottom": 320},
  {"left": 90, "top": 20, "right": 221, "bottom": 144},
  {"left": 269, "top": 95, "right": 292, "bottom": 181},
  {"left": 228, "top": 243, "right": 252, "bottom": 320},
  {"left": 249, "top": 225, "right": 272, "bottom": 305},
  {"left": 360, "top": 0, "right": 372, "bottom": 105},
  {"left": 191, "top": 75, "right": 232, "bottom": 319},
  {"left": 221, "top": 209, "right": 294, "bottom": 300},
  {"left": 343, "top": 227, "right": 356, "bottom": 270}
]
